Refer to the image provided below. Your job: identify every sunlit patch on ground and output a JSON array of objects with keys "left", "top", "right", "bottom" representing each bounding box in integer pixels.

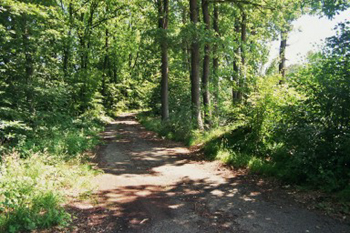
[{"left": 65, "top": 114, "right": 350, "bottom": 233}]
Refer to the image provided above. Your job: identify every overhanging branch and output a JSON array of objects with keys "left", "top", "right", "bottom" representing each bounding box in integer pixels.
[{"left": 209, "top": 0, "right": 275, "bottom": 10}]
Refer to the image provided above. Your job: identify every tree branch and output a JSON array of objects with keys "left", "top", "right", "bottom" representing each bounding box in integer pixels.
[
  {"left": 209, "top": 0, "right": 275, "bottom": 10},
  {"left": 91, "top": 5, "right": 126, "bottom": 29}
]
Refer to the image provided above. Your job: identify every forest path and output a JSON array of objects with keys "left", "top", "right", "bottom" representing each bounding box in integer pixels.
[{"left": 66, "top": 113, "right": 350, "bottom": 233}]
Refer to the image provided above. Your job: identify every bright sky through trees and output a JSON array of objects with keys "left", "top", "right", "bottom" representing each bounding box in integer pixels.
[{"left": 269, "top": 9, "right": 350, "bottom": 66}]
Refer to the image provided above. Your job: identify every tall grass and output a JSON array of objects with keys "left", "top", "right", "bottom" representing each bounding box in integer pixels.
[
  {"left": 0, "top": 152, "right": 99, "bottom": 232},
  {"left": 0, "top": 114, "right": 107, "bottom": 232}
]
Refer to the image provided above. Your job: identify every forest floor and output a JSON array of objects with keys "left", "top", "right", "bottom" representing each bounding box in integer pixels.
[{"left": 62, "top": 113, "right": 350, "bottom": 233}]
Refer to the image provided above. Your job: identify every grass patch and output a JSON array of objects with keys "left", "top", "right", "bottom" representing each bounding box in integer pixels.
[
  {"left": 137, "top": 112, "right": 193, "bottom": 144},
  {"left": 14, "top": 117, "right": 105, "bottom": 158},
  {"left": 137, "top": 111, "right": 239, "bottom": 146},
  {"left": 0, "top": 114, "right": 107, "bottom": 232},
  {"left": 137, "top": 112, "right": 277, "bottom": 176},
  {"left": 137, "top": 111, "right": 350, "bottom": 205},
  {"left": 0, "top": 152, "right": 99, "bottom": 232},
  {"left": 137, "top": 113, "right": 289, "bottom": 183}
]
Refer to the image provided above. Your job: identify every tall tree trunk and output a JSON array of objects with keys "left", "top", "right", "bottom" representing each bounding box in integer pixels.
[
  {"left": 232, "top": 20, "right": 240, "bottom": 102},
  {"left": 182, "top": 4, "right": 190, "bottom": 70},
  {"left": 63, "top": 2, "right": 73, "bottom": 77},
  {"left": 240, "top": 11, "right": 247, "bottom": 100},
  {"left": 190, "top": 0, "right": 204, "bottom": 130},
  {"left": 158, "top": 0, "right": 169, "bottom": 121},
  {"left": 79, "top": 13, "right": 86, "bottom": 70},
  {"left": 79, "top": 2, "right": 97, "bottom": 112},
  {"left": 102, "top": 28, "right": 109, "bottom": 97},
  {"left": 241, "top": 12, "right": 247, "bottom": 67},
  {"left": 85, "top": 3, "right": 97, "bottom": 69},
  {"left": 213, "top": 3, "right": 219, "bottom": 114},
  {"left": 234, "top": 11, "right": 247, "bottom": 102},
  {"left": 202, "top": 0, "right": 211, "bottom": 125},
  {"left": 279, "top": 30, "right": 288, "bottom": 80}
]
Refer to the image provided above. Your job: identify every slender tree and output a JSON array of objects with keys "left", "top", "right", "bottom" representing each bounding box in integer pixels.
[
  {"left": 278, "top": 30, "right": 288, "bottom": 79},
  {"left": 213, "top": 3, "right": 219, "bottom": 114},
  {"left": 232, "top": 19, "right": 241, "bottom": 101},
  {"left": 158, "top": 0, "right": 169, "bottom": 120},
  {"left": 202, "top": 0, "right": 211, "bottom": 125},
  {"left": 62, "top": 1, "right": 73, "bottom": 77},
  {"left": 190, "top": 0, "right": 204, "bottom": 129}
]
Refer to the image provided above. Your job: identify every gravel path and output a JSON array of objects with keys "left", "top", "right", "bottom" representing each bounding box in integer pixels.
[{"left": 66, "top": 113, "right": 350, "bottom": 233}]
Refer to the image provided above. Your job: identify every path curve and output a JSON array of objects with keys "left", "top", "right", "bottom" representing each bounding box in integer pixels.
[{"left": 67, "top": 113, "right": 350, "bottom": 233}]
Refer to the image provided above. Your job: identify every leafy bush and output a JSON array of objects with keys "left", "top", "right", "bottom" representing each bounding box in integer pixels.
[
  {"left": 203, "top": 22, "right": 350, "bottom": 192},
  {"left": 275, "top": 22, "right": 350, "bottom": 190},
  {"left": 0, "top": 104, "right": 105, "bottom": 232},
  {"left": 137, "top": 109, "right": 193, "bottom": 144},
  {"left": 0, "top": 152, "right": 97, "bottom": 232},
  {"left": 0, "top": 121, "right": 32, "bottom": 152}
]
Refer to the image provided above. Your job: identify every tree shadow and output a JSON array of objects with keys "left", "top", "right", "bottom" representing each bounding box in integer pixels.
[{"left": 66, "top": 114, "right": 350, "bottom": 233}]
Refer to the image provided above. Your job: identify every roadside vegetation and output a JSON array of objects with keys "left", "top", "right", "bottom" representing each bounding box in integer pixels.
[
  {"left": 138, "top": 21, "right": 350, "bottom": 199},
  {"left": 0, "top": 112, "right": 106, "bottom": 232},
  {"left": 1, "top": 0, "right": 349, "bottom": 231}
]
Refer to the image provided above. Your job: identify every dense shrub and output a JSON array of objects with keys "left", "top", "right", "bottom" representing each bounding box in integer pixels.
[
  {"left": 203, "top": 22, "right": 350, "bottom": 192},
  {"left": 0, "top": 99, "right": 105, "bottom": 232},
  {"left": 141, "top": 22, "right": 350, "bottom": 193},
  {"left": 0, "top": 152, "right": 97, "bottom": 232},
  {"left": 275, "top": 22, "right": 350, "bottom": 190}
]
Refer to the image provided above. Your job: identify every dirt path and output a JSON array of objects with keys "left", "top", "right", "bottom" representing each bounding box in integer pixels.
[{"left": 67, "top": 113, "right": 350, "bottom": 233}]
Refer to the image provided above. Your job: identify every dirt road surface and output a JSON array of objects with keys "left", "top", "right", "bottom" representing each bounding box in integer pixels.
[{"left": 66, "top": 113, "right": 350, "bottom": 233}]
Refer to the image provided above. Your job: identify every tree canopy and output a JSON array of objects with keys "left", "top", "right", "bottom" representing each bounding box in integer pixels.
[{"left": 0, "top": 0, "right": 349, "bottom": 231}]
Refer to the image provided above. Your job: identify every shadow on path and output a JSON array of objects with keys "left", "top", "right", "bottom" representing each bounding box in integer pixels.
[{"left": 66, "top": 113, "right": 350, "bottom": 233}]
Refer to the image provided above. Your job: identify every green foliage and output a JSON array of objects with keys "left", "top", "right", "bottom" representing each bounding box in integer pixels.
[
  {"left": 337, "top": 186, "right": 350, "bottom": 202},
  {"left": 140, "top": 18, "right": 350, "bottom": 194},
  {"left": 199, "top": 22, "right": 350, "bottom": 193},
  {"left": 1, "top": 113, "right": 104, "bottom": 158},
  {"left": 0, "top": 153, "right": 97, "bottom": 232},
  {"left": 0, "top": 2, "right": 349, "bottom": 231},
  {"left": 137, "top": 109, "right": 193, "bottom": 144},
  {"left": 274, "top": 22, "right": 350, "bottom": 190},
  {"left": 145, "top": 70, "right": 194, "bottom": 143},
  {"left": 0, "top": 111, "right": 103, "bottom": 232},
  {"left": 308, "top": 0, "right": 350, "bottom": 18}
]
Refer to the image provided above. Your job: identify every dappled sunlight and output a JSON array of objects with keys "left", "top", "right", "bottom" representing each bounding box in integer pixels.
[
  {"left": 249, "top": 191, "right": 261, "bottom": 197},
  {"left": 210, "top": 189, "right": 225, "bottom": 197},
  {"left": 67, "top": 114, "right": 350, "bottom": 233}
]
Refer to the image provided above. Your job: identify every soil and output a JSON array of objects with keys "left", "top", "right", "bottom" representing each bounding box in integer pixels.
[{"left": 63, "top": 113, "right": 350, "bottom": 233}]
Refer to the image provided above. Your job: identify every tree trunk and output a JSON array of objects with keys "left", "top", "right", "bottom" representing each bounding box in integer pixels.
[
  {"left": 63, "top": 2, "right": 73, "bottom": 77},
  {"left": 239, "top": 12, "right": 247, "bottom": 100},
  {"left": 190, "top": 0, "right": 204, "bottom": 130},
  {"left": 158, "top": 0, "right": 169, "bottom": 121},
  {"left": 241, "top": 12, "right": 246, "bottom": 67},
  {"left": 102, "top": 28, "right": 109, "bottom": 97},
  {"left": 233, "top": 11, "right": 247, "bottom": 102},
  {"left": 232, "top": 20, "right": 240, "bottom": 102},
  {"left": 279, "top": 31, "right": 288, "bottom": 80},
  {"left": 202, "top": 0, "right": 211, "bottom": 125},
  {"left": 182, "top": 4, "right": 190, "bottom": 70},
  {"left": 213, "top": 3, "right": 219, "bottom": 115}
]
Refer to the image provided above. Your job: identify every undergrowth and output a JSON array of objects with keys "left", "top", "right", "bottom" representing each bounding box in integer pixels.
[
  {"left": 0, "top": 152, "right": 99, "bottom": 232},
  {"left": 138, "top": 103, "right": 350, "bottom": 203},
  {"left": 0, "top": 113, "right": 107, "bottom": 232},
  {"left": 137, "top": 112, "right": 193, "bottom": 145}
]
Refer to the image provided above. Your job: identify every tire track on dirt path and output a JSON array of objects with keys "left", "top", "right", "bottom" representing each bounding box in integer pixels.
[{"left": 65, "top": 113, "right": 350, "bottom": 233}]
